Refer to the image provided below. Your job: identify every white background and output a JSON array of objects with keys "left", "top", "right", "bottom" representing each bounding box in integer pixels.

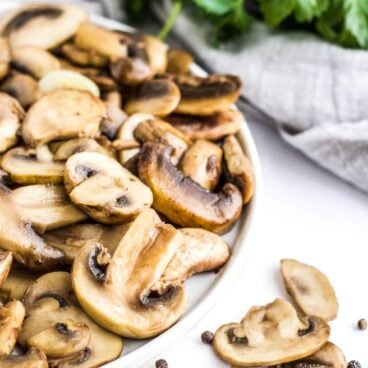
[{"left": 144, "top": 118, "right": 368, "bottom": 367}]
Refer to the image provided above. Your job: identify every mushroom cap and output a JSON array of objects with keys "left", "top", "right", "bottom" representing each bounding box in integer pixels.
[
  {"left": 22, "top": 89, "right": 106, "bottom": 147},
  {"left": 0, "top": 3, "right": 87, "bottom": 49},
  {"left": 138, "top": 142, "right": 243, "bottom": 234},
  {"left": 214, "top": 299, "right": 330, "bottom": 367}
]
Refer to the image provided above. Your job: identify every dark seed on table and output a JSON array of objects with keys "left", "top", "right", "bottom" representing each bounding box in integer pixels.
[
  {"left": 357, "top": 318, "right": 367, "bottom": 330},
  {"left": 155, "top": 359, "right": 168, "bottom": 368},
  {"left": 201, "top": 330, "right": 214, "bottom": 344},
  {"left": 348, "top": 361, "right": 362, "bottom": 368}
]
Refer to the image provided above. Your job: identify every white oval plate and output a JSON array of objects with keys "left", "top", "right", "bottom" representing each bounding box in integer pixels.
[{"left": 0, "top": 3, "right": 262, "bottom": 366}]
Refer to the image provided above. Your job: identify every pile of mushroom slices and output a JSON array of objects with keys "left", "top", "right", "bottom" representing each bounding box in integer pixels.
[
  {"left": 213, "top": 259, "right": 346, "bottom": 368},
  {"left": 0, "top": 2, "right": 254, "bottom": 367}
]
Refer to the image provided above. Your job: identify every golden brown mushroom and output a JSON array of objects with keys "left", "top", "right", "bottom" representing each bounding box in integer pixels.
[
  {"left": 0, "top": 251, "right": 12, "bottom": 288},
  {"left": 0, "top": 37, "right": 10, "bottom": 80},
  {"left": 0, "top": 347, "right": 48, "bottom": 368}
]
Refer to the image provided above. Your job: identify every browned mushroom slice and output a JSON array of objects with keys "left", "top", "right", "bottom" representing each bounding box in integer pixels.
[
  {"left": 11, "top": 184, "right": 88, "bottom": 233},
  {"left": 134, "top": 118, "right": 191, "bottom": 165},
  {"left": 0, "top": 251, "right": 12, "bottom": 288},
  {"left": 75, "top": 23, "right": 128, "bottom": 60},
  {"left": 152, "top": 228, "right": 230, "bottom": 294},
  {"left": 64, "top": 152, "right": 153, "bottom": 224},
  {"left": 223, "top": 135, "right": 254, "bottom": 204},
  {"left": 281, "top": 259, "right": 338, "bottom": 321},
  {"left": 179, "top": 139, "right": 222, "bottom": 191},
  {"left": 0, "top": 300, "right": 25, "bottom": 357},
  {"left": 0, "top": 93, "right": 24, "bottom": 153},
  {"left": 143, "top": 34, "right": 168, "bottom": 74},
  {"left": 138, "top": 143, "right": 242, "bottom": 234},
  {"left": 0, "top": 347, "right": 48, "bottom": 368},
  {"left": 22, "top": 89, "right": 106, "bottom": 147},
  {"left": 1, "top": 72, "right": 41, "bottom": 108},
  {"left": 167, "top": 49, "right": 193, "bottom": 75},
  {"left": 19, "top": 272, "right": 123, "bottom": 367},
  {"left": 0, "top": 37, "right": 10, "bottom": 80},
  {"left": 1, "top": 146, "right": 64, "bottom": 184},
  {"left": 72, "top": 209, "right": 188, "bottom": 338},
  {"left": 214, "top": 299, "right": 330, "bottom": 367},
  {"left": 11, "top": 47, "right": 60, "bottom": 79},
  {"left": 125, "top": 79, "right": 181, "bottom": 116},
  {"left": 61, "top": 43, "right": 108, "bottom": 68},
  {"left": 174, "top": 75, "right": 242, "bottom": 116},
  {"left": 0, "top": 3, "right": 87, "bottom": 49},
  {"left": 167, "top": 109, "right": 242, "bottom": 140}
]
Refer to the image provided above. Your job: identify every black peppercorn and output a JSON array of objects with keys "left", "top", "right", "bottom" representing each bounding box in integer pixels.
[
  {"left": 201, "top": 330, "right": 214, "bottom": 344},
  {"left": 347, "top": 361, "right": 362, "bottom": 368},
  {"left": 357, "top": 318, "right": 367, "bottom": 330},
  {"left": 155, "top": 359, "right": 168, "bottom": 368}
]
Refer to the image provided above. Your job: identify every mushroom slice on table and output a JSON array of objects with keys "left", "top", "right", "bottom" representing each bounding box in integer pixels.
[
  {"left": 64, "top": 152, "right": 153, "bottom": 224},
  {"left": 179, "top": 139, "right": 222, "bottom": 191},
  {"left": 214, "top": 299, "right": 330, "bottom": 367},
  {"left": 152, "top": 228, "right": 230, "bottom": 294},
  {"left": 0, "top": 93, "right": 24, "bottom": 153},
  {"left": 167, "top": 49, "right": 193, "bottom": 75},
  {"left": 61, "top": 43, "right": 108, "bottom": 68},
  {"left": 134, "top": 118, "right": 191, "bottom": 165},
  {"left": 125, "top": 79, "right": 181, "bottom": 116},
  {"left": 22, "top": 89, "right": 106, "bottom": 147},
  {"left": 72, "top": 208, "right": 188, "bottom": 338},
  {"left": 0, "top": 300, "right": 25, "bottom": 357},
  {"left": 0, "top": 251, "right": 12, "bottom": 288},
  {"left": 223, "top": 135, "right": 254, "bottom": 204},
  {"left": 0, "top": 181, "right": 65, "bottom": 269},
  {"left": 11, "top": 47, "right": 60, "bottom": 79},
  {"left": 1, "top": 146, "right": 64, "bottom": 184},
  {"left": 0, "top": 37, "right": 10, "bottom": 80},
  {"left": 54, "top": 138, "right": 113, "bottom": 161},
  {"left": 166, "top": 109, "right": 242, "bottom": 140},
  {"left": 174, "top": 75, "right": 242, "bottom": 116},
  {"left": 138, "top": 143, "right": 243, "bottom": 234},
  {"left": 11, "top": 184, "right": 88, "bottom": 233},
  {"left": 19, "top": 272, "right": 123, "bottom": 368},
  {"left": 116, "top": 113, "right": 154, "bottom": 164},
  {"left": 0, "top": 347, "right": 48, "bottom": 368},
  {"left": 281, "top": 259, "right": 338, "bottom": 321},
  {"left": 0, "top": 3, "right": 87, "bottom": 49},
  {"left": 1, "top": 72, "right": 41, "bottom": 108}
]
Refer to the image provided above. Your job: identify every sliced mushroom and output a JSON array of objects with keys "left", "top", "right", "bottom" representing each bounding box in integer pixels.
[
  {"left": 143, "top": 34, "right": 168, "bottom": 74},
  {"left": 39, "top": 70, "right": 100, "bottom": 97},
  {"left": 167, "top": 48, "right": 193, "bottom": 75},
  {"left": 223, "top": 135, "right": 254, "bottom": 204},
  {"left": 54, "top": 138, "right": 113, "bottom": 161},
  {"left": 61, "top": 43, "right": 108, "bottom": 68},
  {"left": 11, "top": 184, "right": 88, "bottom": 233},
  {"left": 0, "top": 182, "right": 65, "bottom": 269},
  {"left": 174, "top": 75, "right": 242, "bottom": 115},
  {"left": 11, "top": 47, "right": 60, "bottom": 79},
  {"left": 179, "top": 139, "right": 222, "bottom": 191},
  {"left": 214, "top": 299, "right": 330, "bottom": 367},
  {"left": 19, "top": 272, "right": 124, "bottom": 367},
  {"left": 134, "top": 118, "right": 191, "bottom": 165},
  {"left": 64, "top": 152, "right": 153, "bottom": 224},
  {"left": 1, "top": 146, "right": 64, "bottom": 184},
  {"left": 72, "top": 208, "right": 188, "bottom": 338},
  {"left": 75, "top": 23, "right": 128, "bottom": 60},
  {"left": 281, "top": 259, "right": 338, "bottom": 321},
  {"left": 0, "top": 300, "right": 25, "bottom": 357},
  {"left": 125, "top": 79, "right": 180, "bottom": 116},
  {"left": 166, "top": 109, "right": 242, "bottom": 140},
  {"left": 0, "top": 3, "right": 87, "bottom": 49},
  {"left": 138, "top": 143, "right": 242, "bottom": 234},
  {"left": 0, "top": 92, "right": 24, "bottom": 153},
  {"left": 0, "top": 347, "right": 48, "bottom": 368},
  {"left": 152, "top": 228, "right": 230, "bottom": 294},
  {"left": 0, "top": 251, "right": 12, "bottom": 288},
  {"left": 22, "top": 89, "right": 106, "bottom": 147},
  {"left": 0, "top": 37, "right": 10, "bottom": 80},
  {"left": 116, "top": 113, "right": 154, "bottom": 164},
  {"left": 1, "top": 71, "right": 41, "bottom": 108}
]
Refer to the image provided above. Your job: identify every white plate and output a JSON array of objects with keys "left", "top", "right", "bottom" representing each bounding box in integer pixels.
[{"left": 0, "top": 3, "right": 262, "bottom": 366}]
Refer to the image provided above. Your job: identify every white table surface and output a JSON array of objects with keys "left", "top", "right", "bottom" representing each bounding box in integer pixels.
[{"left": 142, "top": 117, "right": 368, "bottom": 367}]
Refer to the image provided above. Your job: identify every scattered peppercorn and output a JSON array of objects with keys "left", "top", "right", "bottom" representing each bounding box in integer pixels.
[
  {"left": 357, "top": 318, "right": 367, "bottom": 330},
  {"left": 155, "top": 359, "right": 168, "bottom": 368},
  {"left": 201, "top": 330, "right": 214, "bottom": 344},
  {"left": 347, "top": 360, "right": 362, "bottom": 368}
]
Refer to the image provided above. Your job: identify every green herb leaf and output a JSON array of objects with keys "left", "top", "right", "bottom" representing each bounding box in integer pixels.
[
  {"left": 260, "top": 0, "right": 295, "bottom": 26},
  {"left": 192, "top": 0, "right": 240, "bottom": 15},
  {"left": 343, "top": 0, "right": 368, "bottom": 48}
]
